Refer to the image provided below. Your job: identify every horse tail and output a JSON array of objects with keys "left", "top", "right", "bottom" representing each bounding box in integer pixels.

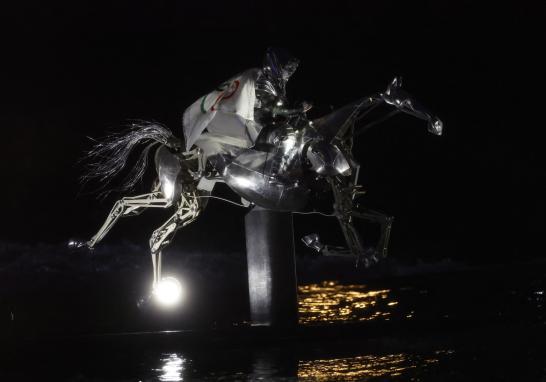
[{"left": 80, "top": 120, "right": 182, "bottom": 198}]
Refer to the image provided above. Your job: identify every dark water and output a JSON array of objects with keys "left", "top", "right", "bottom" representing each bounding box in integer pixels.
[
  {"left": 5, "top": 330, "right": 543, "bottom": 382},
  {"left": 2, "top": 255, "right": 546, "bottom": 381}
]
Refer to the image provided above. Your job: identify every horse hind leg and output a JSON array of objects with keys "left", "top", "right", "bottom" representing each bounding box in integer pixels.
[
  {"left": 71, "top": 189, "right": 173, "bottom": 250},
  {"left": 149, "top": 191, "right": 201, "bottom": 285}
]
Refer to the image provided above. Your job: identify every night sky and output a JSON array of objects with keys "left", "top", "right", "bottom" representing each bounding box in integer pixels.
[{"left": 2, "top": 1, "right": 545, "bottom": 264}]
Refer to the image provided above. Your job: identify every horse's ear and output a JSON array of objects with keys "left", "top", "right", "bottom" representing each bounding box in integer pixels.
[{"left": 390, "top": 76, "right": 403, "bottom": 88}]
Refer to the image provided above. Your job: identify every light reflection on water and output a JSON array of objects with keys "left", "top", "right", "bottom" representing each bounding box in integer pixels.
[
  {"left": 298, "top": 281, "right": 400, "bottom": 324},
  {"left": 146, "top": 350, "right": 454, "bottom": 381},
  {"left": 298, "top": 351, "right": 453, "bottom": 381},
  {"left": 155, "top": 353, "right": 185, "bottom": 382}
]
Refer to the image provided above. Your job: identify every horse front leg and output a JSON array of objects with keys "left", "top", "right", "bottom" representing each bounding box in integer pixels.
[
  {"left": 336, "top": 215, "right": 376, "bottom": 267},
  {"left": 329, "top": 179, "right": 376, "bottom": 267},
  {"left": 149, "top": 192, "right": 201, "bottom": 286},
  {"left": 351, "top": 209, "right": 394, "bottom": 259}
]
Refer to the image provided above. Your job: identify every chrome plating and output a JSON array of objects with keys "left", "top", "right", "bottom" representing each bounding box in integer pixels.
[{"left": 72, "top": 49, "right": 444, "bottom": 284}]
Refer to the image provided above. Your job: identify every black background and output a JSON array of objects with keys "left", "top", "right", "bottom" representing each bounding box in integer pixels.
[{"left": 1, "top": 0, "right": 545, "bottom": 264}]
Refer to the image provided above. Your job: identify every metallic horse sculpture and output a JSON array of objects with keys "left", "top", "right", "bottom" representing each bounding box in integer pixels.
[{"left": 71, "top": 51, "right": 443, "bottom": 290}]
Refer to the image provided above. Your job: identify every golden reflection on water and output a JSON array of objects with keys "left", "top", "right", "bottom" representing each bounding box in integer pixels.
[
  {"left": 298, "top": 281, "right": 399, "bottom": 324},
  {"left": 298, "top": 352, "right": 449, "bottom": 381}
]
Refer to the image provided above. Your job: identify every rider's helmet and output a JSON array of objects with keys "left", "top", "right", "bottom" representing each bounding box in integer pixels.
[{"left": 255, "top": 47, "right": 299, "bottom": 108}]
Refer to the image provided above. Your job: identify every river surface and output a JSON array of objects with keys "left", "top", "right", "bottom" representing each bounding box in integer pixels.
[{"left": 1, "top": 261, "right": 546, "bottom": 381}]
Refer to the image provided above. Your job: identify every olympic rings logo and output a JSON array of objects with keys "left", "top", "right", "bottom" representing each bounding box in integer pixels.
[{"left": 200, "top": 80, "right": 240, "bottom": 113}]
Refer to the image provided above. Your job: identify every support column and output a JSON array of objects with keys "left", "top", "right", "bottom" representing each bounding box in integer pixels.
[{"left": 245, "top": 207, "right": 298, "bottom": 327}]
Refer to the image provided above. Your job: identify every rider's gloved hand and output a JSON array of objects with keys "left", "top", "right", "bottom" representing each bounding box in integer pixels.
[{"left": 301, "top": 101, "right": 313, "bottom": 113}]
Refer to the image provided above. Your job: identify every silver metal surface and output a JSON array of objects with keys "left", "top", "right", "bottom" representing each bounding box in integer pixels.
[
  {"left": 73, "top": 49, "right": 445, "bottom": 286},
  {"left": 224, "top": 148, "right": 309, "bottom": 211},
  {"left": 306, "top": 140, "right": 351, "bottom": 176},
  {"left": 245, "top": 207, "right": 298, "bottom": 326},
  {"left": 301, "top": 233, "right": 324, "bottom": 253},
  {"left": 382, "top": 77, "right": 443, "bottom": 136}
]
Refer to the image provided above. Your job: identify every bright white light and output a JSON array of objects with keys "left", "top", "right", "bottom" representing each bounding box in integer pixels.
[
  {"left": 232, "top": 175, "right": 255, "bottom": 189},
  {"left": 158, "top": 353, "right": 185, "bottom": 381},
  {"left": 163, "top": 180, "right": 175, "bottom": 199},
  {"left": 154, "top": 277, "right": 184, "bottom": 307}
]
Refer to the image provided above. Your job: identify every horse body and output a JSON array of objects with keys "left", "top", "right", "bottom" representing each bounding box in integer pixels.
[{"left": 72, "top": 77, "right": 443, "bottom": 286}]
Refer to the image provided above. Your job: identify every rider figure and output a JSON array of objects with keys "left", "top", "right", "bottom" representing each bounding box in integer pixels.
[{"left": 253, "top": 48, "right": 312, "bottom": 146}]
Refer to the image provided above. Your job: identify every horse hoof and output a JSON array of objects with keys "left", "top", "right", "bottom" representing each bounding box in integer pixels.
[{"left": 67, "top": 239, "right": 90, "bottom": 250}]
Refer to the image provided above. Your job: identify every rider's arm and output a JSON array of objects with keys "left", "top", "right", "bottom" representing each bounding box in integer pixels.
[{"left": 264, "top": 101, "right": 313, "bottom": 118}]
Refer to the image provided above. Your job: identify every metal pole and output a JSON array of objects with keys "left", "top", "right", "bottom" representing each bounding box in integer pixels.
[{"left": 245, "top": 206, "right": 298, "bottom": 327}]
